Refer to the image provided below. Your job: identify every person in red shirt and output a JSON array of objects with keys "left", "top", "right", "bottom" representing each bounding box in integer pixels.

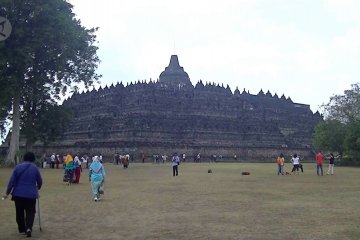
[{"left": 315, "top": 151, "right": 325, "bottom": 176}]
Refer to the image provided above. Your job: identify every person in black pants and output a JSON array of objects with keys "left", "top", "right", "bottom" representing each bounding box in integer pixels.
[
  {"left": 14, "top": 198, "right": 37, "bottom": 235},
  {"left": 4, "top": 152, "right": 43, "bottom": 237},
  {"left": 299, "top": 163, "right": 304, "bottom": 172},
  {"left": 172, "top": 153, "right": 180, "bottom": 176}
]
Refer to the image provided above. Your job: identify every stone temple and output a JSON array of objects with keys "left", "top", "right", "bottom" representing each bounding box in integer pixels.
[{"left": 48, "top": 55, "right": 322, "bottom": 161}]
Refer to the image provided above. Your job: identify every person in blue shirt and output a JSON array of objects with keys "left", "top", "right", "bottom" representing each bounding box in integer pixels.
[
  {"left": 89, "top": 156, "right": 106, "bottom": 201},
  {"left": 172, "top": 153, "right": 180, "bottom": 176},
  {"left": 4, "top": 152, "right": 43, "bottom": 237}
]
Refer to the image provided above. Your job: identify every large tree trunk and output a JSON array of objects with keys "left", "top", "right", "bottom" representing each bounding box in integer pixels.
[
  {"left": 6, "top": 94, "right": 20, "bottom": 166},
  {"left": 25, "top": 142, "right": 34, "bottom": 152}
]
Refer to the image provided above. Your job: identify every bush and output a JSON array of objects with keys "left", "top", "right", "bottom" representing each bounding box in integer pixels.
[{"left": 337, "top": 155, "right": 360, "bottom": 166}]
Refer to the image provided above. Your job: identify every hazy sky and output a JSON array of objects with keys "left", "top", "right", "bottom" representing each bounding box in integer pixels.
[{"left": 69, "top": 0, "right": 360, "bottom": 112}]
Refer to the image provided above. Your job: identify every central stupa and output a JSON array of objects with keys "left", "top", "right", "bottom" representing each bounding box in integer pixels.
[{"left": 159, "top": 55, "right": 192, "bottom": 88}]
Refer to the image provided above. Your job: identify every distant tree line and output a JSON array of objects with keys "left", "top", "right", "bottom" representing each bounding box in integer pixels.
[{"left": 313, "top": 83, "right": 360, "bottom": 165}]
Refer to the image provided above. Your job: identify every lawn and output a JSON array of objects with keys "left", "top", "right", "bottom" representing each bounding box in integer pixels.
[{"left": 0, "top": 162, "right": 359, "bottom": 240}]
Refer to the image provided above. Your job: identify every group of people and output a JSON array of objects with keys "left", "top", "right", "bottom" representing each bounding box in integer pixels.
[
  {"left": 39, "top": 152, "right": 106, "bottom": 188},
  {"left": 140, "top": 153, "right": 203, "bottom": 163},
  {"left": 64, "top": 154, "right": 106, "bottom": 201},
  {"left": 41, "top": 153, "right": 61, "bottom": 169},
  {"left": 275, "top": 153, "right": 299, "bottom": 175},
  {"left": 41, "top": 153, "right": 93, "bottom": 170},
  {"left": 3, "top": 150, "right": 342, "bottom": 237},
  {"left": 3, "top": 151, "right": 106, "bottom": 237},
  {"left": 63, "top": 154, "right": 83, "bottom": 184},
  {"left": 63, "top": 154, "right": 106, "bottom": 185},
  {"left": 315, "top": 151, "right": 340, "bottom": 176},
  {"left": 276, "top": 151, "right": 340, "bottom": 175},
  {"left": 113, "top": 153, "right": 130, "bottom": 168}
]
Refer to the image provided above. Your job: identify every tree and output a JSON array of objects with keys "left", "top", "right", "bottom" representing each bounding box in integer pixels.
[
  {"left": 21, "top": 95, "right": 72, "bottom": 150},
  {"left": 313, "top": 120, "right": 346, "bottom": 154},
  {"left": 314, "top": 83, "right": 360, "bottom": 165},
  {"left": 322, "top": 83, "right": 360, "bottom": 123},
  {"left": 0, "top": 0, "right": 100, "bottom": 164},
  {"left": 343, "top": 121, "right": 360, "bottom": 163}
]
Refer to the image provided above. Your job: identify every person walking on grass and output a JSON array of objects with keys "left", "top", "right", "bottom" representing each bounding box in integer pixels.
[
  {"left": 64, "top": 154, "right": 75, "bottom": 184},
  {"left": 3, "top": 152, "right": 43, "bottom": 238},
  {"left": 172, "top": 153, "right": 180, "bottom": 176},
  {"left": 73, "top": 154, "right": 82, "bottom": 184},
  {"left": 276, "top": 153, "right": 285, "bottom": 175},
  {"left": 315, "top": 151, "right": 325, "bottom": 176},
  {"left": 50, "top": 153, "right": 56, "bottom": 169},
  {"left": 89, "top": 156, "right": 106, "bottom": 201},
  {"left": 55, "top": 154, "right": 60, "bottom": 169}
]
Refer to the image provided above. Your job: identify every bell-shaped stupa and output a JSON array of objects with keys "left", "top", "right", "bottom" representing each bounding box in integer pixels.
[{"left": 159, "top": 55, "right": 192, "bottom": 88}]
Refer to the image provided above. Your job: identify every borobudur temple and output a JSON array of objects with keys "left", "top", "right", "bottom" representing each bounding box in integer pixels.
[{"left": 42, "top": 55, "right": 322, "bottom": 161}]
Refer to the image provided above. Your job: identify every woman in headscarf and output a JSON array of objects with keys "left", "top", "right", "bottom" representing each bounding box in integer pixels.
[
  {"left": 89, "top": 156, "right": 106, "bottom": 201},
  {"left": 64, "top": 154, "right": 75, "bottom": 184},
  {"left": 73, "top": 155, "right": 82, "bottom": 184}
]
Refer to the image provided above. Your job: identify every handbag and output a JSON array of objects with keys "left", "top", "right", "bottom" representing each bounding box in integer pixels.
[
  {"left": 99, "top": 185, "right": 104, "bottom": 194},
  {"left": 98, "top": 181, "right": 104, "bottom": 194}
]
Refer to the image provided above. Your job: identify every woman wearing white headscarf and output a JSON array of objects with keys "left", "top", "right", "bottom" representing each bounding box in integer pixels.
[{"left": 89, "top": 156, "right": 106, "bottom": 201}]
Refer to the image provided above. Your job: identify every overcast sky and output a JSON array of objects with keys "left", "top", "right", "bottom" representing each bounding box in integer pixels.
[{"left": 69, "top": 0, "right": 360, "bottom": 112}]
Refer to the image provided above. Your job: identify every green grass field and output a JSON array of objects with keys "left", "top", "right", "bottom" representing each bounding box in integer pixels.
[{"left": 0, "top": 162, "right": 359, "bottom": 240}]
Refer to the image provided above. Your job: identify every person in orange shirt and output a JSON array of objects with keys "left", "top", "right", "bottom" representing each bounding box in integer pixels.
[
  {"left": 276, "top": 153, "right": 285, "bottom": 175},
  {"left": 315, "top": 151, "right": 325, "bottom": 176}
]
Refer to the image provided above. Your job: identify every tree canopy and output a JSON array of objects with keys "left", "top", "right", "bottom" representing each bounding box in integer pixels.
[
  {"left": 313, "top": 83, "right": 360, "bottom": 165},
  {"left": 0, "top": 0, "right": 100, "bottom": 164},
  {"left": 313, "top": 120, "right": 346, "bottom": 154},
  {"left": 322, "top": 83, "right": 360, "bottom": 123}
]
